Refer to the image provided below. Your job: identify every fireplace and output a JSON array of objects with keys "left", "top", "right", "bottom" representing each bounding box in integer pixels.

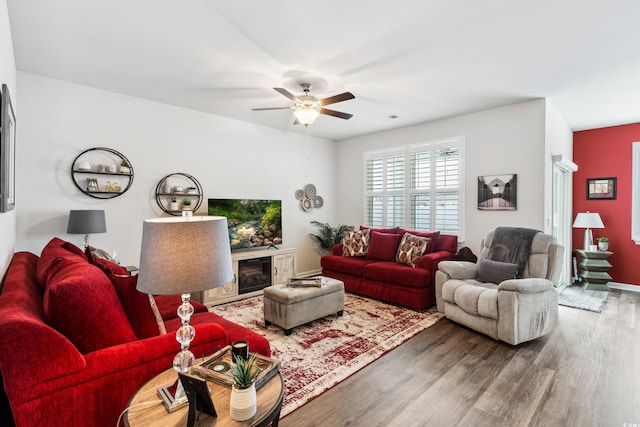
[{"left": 238, "top": 256, "right": 272, "bottom": 294}]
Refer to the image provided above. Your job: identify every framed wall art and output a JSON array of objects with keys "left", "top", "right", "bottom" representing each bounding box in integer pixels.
[
  {"left": 477, "top": 174, "right": 517, "bottom": 211},
  {"left": 586, "top": 177, "right": 616, "bottom": 200},
  {"left": 1, "top": 83, "right": 16, "bottom": 212}
]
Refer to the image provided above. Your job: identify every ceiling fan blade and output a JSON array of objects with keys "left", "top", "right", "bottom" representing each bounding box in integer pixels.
[
  {"left": 251, "top": 107, "right": 293, "bottom": 111},
  {"left": 293, "top": 118, "right": 301, "bottom": 125},
  {"left": 274, "top": 87, "right": 297, "bottom": 101},
  {"left": 318, "top": 92, "right": 355, "bottom": 106},
  {"left": 318, "top": 108, "right": 353, "bottom": 120}
]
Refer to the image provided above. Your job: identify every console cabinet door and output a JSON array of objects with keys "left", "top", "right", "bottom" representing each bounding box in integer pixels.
[
  {"left": 273, "top": 252, "right": 296, "bottom": 285},
  {"left": 203, "top": 263, "right": 238, "bottom": 305}
]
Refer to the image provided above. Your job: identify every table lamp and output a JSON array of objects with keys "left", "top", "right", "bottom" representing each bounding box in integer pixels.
[
  {"left": 573, "top": 211, "right": 604, "bottom": 250},
  {"left": 136, "top": 215, "right": 233, "bottom": 410},
  {"left": 67, "top": 209, "right": 107, "bottom": 248}
]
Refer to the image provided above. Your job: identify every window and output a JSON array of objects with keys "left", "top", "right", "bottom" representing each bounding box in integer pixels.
[{"left": 364, "top": 137, "right": 464, "bottom": 237}]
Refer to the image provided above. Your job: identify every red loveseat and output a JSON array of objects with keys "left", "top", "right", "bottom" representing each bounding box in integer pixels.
[
  {"left": 321, "top": 227, "right": 457, "bottom": 310},
  {"left": 0, "top": 238, "right": 269, "bottom": 427}
]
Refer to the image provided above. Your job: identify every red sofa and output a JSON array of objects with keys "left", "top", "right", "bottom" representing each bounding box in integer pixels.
[
  {"left": 321, "top": 227, "right": 457, "bottom": 310},
  {"left": 0, "top": 238, "right": 270, "bottom": 427}
]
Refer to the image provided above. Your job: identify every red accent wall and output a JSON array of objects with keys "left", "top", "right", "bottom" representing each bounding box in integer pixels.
[{"left": 573, "top": 123, "right": 640, "bottom": 286}]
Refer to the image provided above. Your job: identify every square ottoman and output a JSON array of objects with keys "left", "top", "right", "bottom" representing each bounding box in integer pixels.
[{"left": 263, "top": 276, "right": 344, "bottom": 335}]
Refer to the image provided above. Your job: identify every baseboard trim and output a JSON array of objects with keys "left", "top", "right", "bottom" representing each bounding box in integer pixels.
[{"left": 608, "top": 282, "right": 640, "bottom": 293}]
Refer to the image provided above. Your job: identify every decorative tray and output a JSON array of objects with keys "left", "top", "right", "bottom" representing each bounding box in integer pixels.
[{"left": 191, "top": 345, "right": 281, "bottom": 390}]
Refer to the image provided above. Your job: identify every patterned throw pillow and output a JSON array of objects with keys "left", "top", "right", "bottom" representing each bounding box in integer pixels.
[
  {"left": 342, "top": 229, "right": 371, "bottom": 257},
  {"left": 395, "top": 233, "right": 431, "bottom": 267}
]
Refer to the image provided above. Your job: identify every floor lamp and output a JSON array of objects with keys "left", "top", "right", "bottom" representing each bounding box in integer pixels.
[{"left": 136, "top": 216, "right": 233, "bottom": 411}]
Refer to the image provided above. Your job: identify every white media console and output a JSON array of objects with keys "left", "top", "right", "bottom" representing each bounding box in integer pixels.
[{"left": 202, "top": 247, "right": 296, "bottom": 306}]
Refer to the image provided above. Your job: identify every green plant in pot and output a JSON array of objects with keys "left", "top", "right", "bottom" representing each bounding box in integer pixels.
[
  {"left": 229, "top": 354, "right": 259, "bottom": 421},
  {"left": 182, "top": 199, "right": 192, "bottom": 210},
  {"left": 169, "top": 196, "right": 179, "bottom": 211},
  {"left": 309, "top": 221, "right": 354, "bottom": 252},
  {"left": 597, "top": 237, "right": 609, "bottom": 251}
]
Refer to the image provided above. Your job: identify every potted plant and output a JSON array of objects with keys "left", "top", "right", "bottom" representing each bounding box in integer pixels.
[
  {"left": 309, "top": 221, "right": 354, "bottom": 252},
  {"left": 229, "top": 354, "right": 259, "bottom": 421},
  {"left": 182, "top": 199, "right": 192, "bottom": 211},
  {"left": 597, "top": 237, "right": 609, "bottom": 251},
  {"left": 169, "top": 196, "right": 179, "bottom": 211},
  {"left": 119, "top": 159, "right": 131, "bottom": 174}
]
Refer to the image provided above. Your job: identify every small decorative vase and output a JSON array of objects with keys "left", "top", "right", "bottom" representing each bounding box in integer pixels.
[
  {"left": 162, "top": 181, "right": 171, "bottom": 194},
  {"left": 169, "top": 201, "right": 179, "bottom": 211},
  {"left": 598, "top": 241, "right": 609, "bottom": 251},
  {"left": 230, "top": 384, "right": 257, "bottom": 421}
]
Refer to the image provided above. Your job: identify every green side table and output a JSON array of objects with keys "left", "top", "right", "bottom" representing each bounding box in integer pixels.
[{"left": 576, "top": 249, "right": 612, "bottom": 291}]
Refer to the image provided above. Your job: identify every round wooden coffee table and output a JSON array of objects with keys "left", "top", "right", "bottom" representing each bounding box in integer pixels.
[{"left": 123, "top": 367, "right": 284, "bottom": 426}]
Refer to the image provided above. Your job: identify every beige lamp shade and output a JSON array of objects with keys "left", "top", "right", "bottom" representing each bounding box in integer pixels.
[{"left": 136, "top": 216, "right": 233, "bottom": 295}]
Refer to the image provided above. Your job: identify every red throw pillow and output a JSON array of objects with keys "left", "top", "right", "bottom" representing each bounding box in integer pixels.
[
  {"left": 44, "top": 258, "right": 137, "bottom": 353},
  {"left": 366, "top": 231, "right": 403, "bottom": 261},
  {"left": 360, "top": 225, "right": 400, "bottom": 234},
  {"left": 85, "top": 246, "right": 129, "bottom": 276},
  {"left": 109, "top": 273, "right": 163, "bottom": 339},
  {"left": 37, "top": 238, "right": 87, "bottom": 289}
]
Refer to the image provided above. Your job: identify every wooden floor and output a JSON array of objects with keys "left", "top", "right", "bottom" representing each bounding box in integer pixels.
[{"left": 280, "top": 289, "right": 640, "bottom": 427}]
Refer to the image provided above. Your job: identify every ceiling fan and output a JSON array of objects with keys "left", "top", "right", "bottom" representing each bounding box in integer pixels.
[{"left": 252, "top": 83, "right": 354, "bottom": 126}]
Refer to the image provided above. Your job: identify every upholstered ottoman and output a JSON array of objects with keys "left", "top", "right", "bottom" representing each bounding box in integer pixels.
[{"left": 263, "top": 276, "right": 345, "bottom": 335}]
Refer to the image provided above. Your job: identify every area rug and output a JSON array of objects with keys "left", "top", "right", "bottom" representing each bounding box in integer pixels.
[
  {"left": 558, "top": 285, "right": 609, "bottom": 312},
  {"left": 210, "top": 294, "right": 443, "bottom": 417}
]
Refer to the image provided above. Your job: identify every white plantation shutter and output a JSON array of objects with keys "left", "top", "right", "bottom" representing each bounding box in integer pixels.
[{"left": 364, "top": 138, "right": 464, "bottom": 238}]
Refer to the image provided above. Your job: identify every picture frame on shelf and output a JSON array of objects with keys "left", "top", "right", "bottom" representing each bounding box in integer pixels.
[
  {"left": 1, "top": 83, "right": 16, "bottom": 212},
  {"left": 586, "top": 177, "right": 616, "bottom": 200}
]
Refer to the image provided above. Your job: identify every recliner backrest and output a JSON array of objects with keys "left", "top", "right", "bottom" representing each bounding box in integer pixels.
[{"left": 478, "top": 230, "right": 563, "bottom": 285}]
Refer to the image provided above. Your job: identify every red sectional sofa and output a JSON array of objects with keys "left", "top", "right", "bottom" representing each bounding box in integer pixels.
[
  {"left": 321, "top": 227, "right": 457, "bottom": 310},
  {"left": 0, "top": 238, "right": 269, "bottom": 427}
]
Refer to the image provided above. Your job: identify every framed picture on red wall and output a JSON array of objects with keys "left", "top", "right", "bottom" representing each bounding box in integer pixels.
[{"left": 586, "top": 177, "right": 616, "bottom": 200}]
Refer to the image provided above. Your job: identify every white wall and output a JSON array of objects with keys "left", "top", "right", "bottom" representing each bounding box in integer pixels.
[
  {"left": 15, "top": 72, "right": 337, "bottom": 275},
  {"left": 0, "top": 0, "right": 17, "bottom": 278},
  {"left": 335, "top": 99, "right": 550, "bottom": 253}
]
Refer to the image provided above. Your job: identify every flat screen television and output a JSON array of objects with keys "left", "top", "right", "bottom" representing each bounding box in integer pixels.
[{"left": 208, "top": 199, "right": 282, "bottom": 250}]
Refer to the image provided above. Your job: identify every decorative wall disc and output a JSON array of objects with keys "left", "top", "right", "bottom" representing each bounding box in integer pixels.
[{"left": 296, "top": 183, "right": 324, "bottom": 212}]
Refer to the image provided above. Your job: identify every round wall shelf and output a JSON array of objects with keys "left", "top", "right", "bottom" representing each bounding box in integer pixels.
[
  {"left": 155, "top": 172, "right": 203, "bottom": 215},
  {"left": 71, "top": 147, "right": 134, "bottom": 199}
]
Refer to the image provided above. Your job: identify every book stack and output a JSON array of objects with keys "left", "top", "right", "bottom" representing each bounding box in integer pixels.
[{"left": 287, "top": 277, "right": 322, "bottom": 288}]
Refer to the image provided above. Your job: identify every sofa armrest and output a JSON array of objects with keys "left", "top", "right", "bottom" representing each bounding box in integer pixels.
[
  {"left": 437, "top": 260, "right": 478, "bottom": 280},
  {"left": 415, "top": 250, "right": 455, "bottom": 271},
  {"left": 331, "top": 244, "right": 343, "bottom": 256},
  {"left": 498, "top": 278, "right": 554, "bottom": 293}
]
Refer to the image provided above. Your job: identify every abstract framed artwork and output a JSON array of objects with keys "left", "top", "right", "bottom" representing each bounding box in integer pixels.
[
  {"left": 1, "top": 83, "right": 16, "bottom": 213},
  {"left": 586, "top": 177, "right": 616, "bottom": 200},
  {"left": 477, "top": 174, "right": 517, "bottom": 211}
]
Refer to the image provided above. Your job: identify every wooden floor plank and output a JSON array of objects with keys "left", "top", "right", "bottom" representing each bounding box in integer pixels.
[{"left": 280, "top": 289, "right": 640, "bottom": 427}]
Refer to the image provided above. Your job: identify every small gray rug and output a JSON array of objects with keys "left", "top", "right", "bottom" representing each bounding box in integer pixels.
[{"left": 558, "top": 285, "right": 608, "bottom": 312}]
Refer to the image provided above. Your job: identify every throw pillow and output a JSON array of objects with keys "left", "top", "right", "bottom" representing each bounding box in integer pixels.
[
  {"left": 359, "top": 225, "right": 400, "bottom": 234},
  {"left": 36, "top": 238, "right": 87, "bottom": 290},
  {"left": 366, "top": 231, "right": 403, "bottom": 261},
  {"left": 109, "top": 273, "right": 163, "bottom": 339},
  {"left": 342, "top": 229, "right": 371, "bottom": 257},
  {"left": 395, "top": 233, "right": 431, "bottom": 267},
  {"left": 398, "top": 229, "right": 440, "bottom": 253},
  {"left": 43, "top": 258, "right": 137, "bottom": 353},
  {"left": 476, "top": 259, "right": 519, "bottom": 284}
]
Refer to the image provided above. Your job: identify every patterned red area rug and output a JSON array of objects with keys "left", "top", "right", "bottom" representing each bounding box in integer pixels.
[{"left": 210, "top": 293, "right": 443, "bottom": 417}]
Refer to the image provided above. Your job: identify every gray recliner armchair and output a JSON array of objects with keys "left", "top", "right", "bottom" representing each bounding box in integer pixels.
[{"left": 435, "top": 228, "right": 564, "bottom": 345}]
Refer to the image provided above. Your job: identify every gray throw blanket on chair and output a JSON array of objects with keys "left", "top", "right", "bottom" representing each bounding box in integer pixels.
[{"left": 488, "top": 227, "right": 540, "bottom": 278}]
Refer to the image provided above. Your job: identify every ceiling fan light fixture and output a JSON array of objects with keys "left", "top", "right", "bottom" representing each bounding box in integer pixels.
[{"left": 293, "top": 108, "right": 320, "bottom": 126}]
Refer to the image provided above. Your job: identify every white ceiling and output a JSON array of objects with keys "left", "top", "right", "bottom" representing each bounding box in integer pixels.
[{"left": 7, "top": 0, "right": 640, "bottom": 141}]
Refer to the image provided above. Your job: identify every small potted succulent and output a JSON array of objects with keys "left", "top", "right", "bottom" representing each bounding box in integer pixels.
[
  {"left": 229, "top": 354, "right": 259, "bottom": 421},
  {"left": 597, "top": 237, "right": 609, "bottom": 251},
  {"left": 182, "top": 199, "right": 192, "bottom": 211},
  {"left": 169, "top": 196, "right": 179, "bottom": 211}
]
